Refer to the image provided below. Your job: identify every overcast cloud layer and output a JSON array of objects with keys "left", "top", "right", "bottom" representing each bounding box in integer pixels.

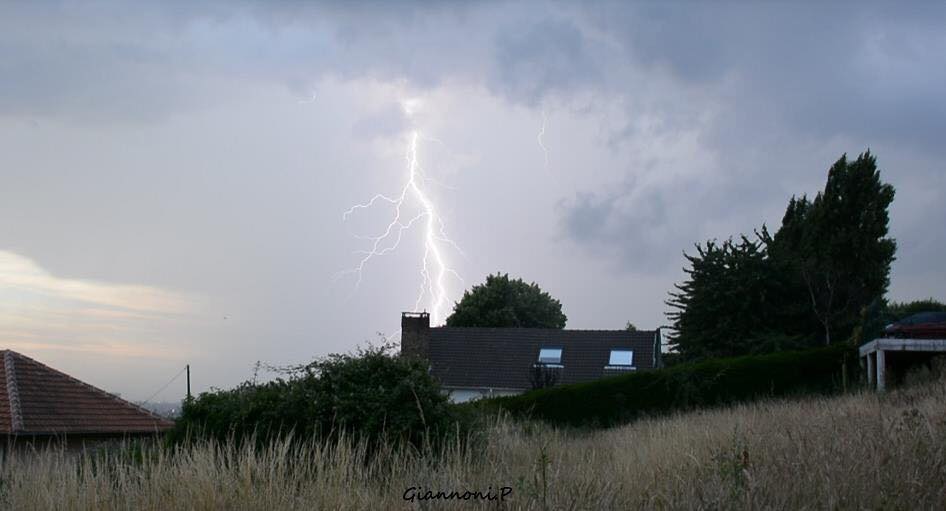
[{"left": 1, "top": 1, "right": 944, "bottom": 401}]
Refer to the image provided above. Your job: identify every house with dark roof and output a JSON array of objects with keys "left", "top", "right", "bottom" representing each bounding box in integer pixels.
[
  {"left": 400, "top": 312, "right": 662, "bottom": 402},
  {"left": 0, "top": 350, "right": 174, "bottom": 447}
]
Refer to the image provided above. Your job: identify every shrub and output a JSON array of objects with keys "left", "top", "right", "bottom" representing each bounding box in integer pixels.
[
  {"left": 172, "top": 343, "right": 464, "bottom": 448},
  {"left": 480, "top": 343, "right": 855, "bottom": 428}
]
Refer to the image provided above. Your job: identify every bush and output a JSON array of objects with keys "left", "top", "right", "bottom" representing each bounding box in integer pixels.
[
  {"left": 171, "top": 343, "right": 464, "bottom": 448},
  {"left": 479, "top": 343, "right": 855, "bottom": 428}
]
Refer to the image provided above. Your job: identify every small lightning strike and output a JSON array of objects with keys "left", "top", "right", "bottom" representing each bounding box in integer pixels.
[
  {"left": 339, "top": 130, "right": 463, "bottom": 325},
  {"left": 298, "top": 90, "right": 317, "bottom": 104},
  {"left": 537, "top": 109, "right": 550, "bottom": 168}
]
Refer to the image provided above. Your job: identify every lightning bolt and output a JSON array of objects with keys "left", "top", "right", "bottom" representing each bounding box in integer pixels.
[
  {"left": 537, "top": 109, "right": 549, "bottom": 168},
  {"left": 297, "top": 90, "right": 317, "bottom": 104},
  {"left": 339, "top": 130, "right": 462, "bottom": 326}
]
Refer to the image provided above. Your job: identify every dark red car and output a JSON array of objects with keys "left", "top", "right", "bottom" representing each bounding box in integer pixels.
[{"left": 884, "top": 312, "right": 946, "bottom": 339}]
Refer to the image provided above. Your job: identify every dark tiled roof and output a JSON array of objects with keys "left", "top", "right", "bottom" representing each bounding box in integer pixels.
[
  {"left": 428, "top": 327, "right": 659, "bottom": 390},
  {"left": 0, "top": 350, "right": 174, "bottom": 435}
]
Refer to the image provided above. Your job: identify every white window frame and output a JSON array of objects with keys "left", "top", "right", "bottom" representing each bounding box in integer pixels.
[
  {"left": 607, "top": 349, "right": 634, "bottom": 368},
  {"left": 537, "top": 347, "right": 563, "bottom": 365}
]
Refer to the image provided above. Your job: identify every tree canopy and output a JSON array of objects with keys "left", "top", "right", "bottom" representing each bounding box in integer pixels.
[
  {"left": 769, "top": 151, "right": 896, "bottom": 344},
  {"left": 445, "top": 273, "right": 567, "bottom": 328},
  {"left": 666, "top": 235, "right": 790, "bottom": 361},
  {"left": 667, "top": 151, "right": 897, "bottom": 361}
]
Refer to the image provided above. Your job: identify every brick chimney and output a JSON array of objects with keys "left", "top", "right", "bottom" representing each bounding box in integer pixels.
[{"left": 400, "top": 312, "right": 431, "bottom": 360}]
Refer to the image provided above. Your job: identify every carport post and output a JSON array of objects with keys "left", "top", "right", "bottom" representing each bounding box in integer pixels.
[{"left": 876, "top": 350, "right": 886, "bottom": 392}]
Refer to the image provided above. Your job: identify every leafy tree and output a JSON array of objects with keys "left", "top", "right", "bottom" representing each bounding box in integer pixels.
[
  {"left": 667, "top": 151, "right": 896, "bottom": 360},
  {"left": 446, "top": 273, "right": 567, "bottom": 328},
  {"left": 769, "top": 151, "right": 896, "bottom": 344},
  {"left": 760, "top": 198, "right": 823, "bottom": 341},
  {"left": 884, "top": 298, "right": 946, "bottom": 320},
  {"left": 666, "top": 236, "right": 795, "bottom": 362},
  {"left": 625, "top": 322, "right": 638, "bottom": 332}
]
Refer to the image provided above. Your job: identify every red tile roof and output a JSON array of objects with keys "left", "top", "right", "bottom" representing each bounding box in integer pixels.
[{"left": 0, "top": 350, "right": 174, "bottom": 435}]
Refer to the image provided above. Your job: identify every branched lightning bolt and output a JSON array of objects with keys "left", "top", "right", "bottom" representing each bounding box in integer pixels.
[{"left": 338, "top": 131, "right": 462, "bottom": 325}]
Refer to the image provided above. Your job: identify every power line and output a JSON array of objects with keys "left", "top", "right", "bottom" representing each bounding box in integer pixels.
[{"left": 139, "top": 365, "right": 188, "bottom": 408}]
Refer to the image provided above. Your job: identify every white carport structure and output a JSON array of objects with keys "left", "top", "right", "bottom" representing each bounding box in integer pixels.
[{"left": 859, "top": 338, "right": 946, "bottom": 391}]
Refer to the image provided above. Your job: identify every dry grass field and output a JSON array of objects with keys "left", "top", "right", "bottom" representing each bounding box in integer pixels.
[{"left": 3, "top": 376, "right": 945, "bottom": 510}]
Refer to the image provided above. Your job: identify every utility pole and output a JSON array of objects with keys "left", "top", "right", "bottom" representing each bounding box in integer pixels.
[{"left": 186, "top": 364, "right": 191, "bottom": 401}]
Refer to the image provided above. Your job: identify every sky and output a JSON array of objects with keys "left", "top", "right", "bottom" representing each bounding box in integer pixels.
[{"left": 1, "top": 1, "right": 944, "bottom": 402}]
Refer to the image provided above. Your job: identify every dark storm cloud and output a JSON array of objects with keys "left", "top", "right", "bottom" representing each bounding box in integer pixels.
[
  {"left": 2, "top": 1, "right": 941, "bottom": 276},
  {"left": 587, "top": 2, "right": 946, "bottom": 154},
  {"left": 558, "top": 189, "right": 676, "bottom": 271},
  {"left": 557, "top": 164, "right": 783, "bottom": 272},
  {"left": 0, "top": 2, "right": 232, "bottom": 120},
  {"left": 489, "top": 17, "right": 601, "bottom": 105},
  {"left": 0, "top": 1, "right": 491, "bottom": 121},
  {"left": 0, "top": 2, "right": 602, "bottom": 121},
  {"left": 547, "top": 2, "right": 946, "bottom": 275},
  {"left": 0, "top": 39, "right": 187, "bottom": 121}
]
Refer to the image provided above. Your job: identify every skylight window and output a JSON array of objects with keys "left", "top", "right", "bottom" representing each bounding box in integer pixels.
[
  {"left": 608, "top": 350, "right": 634, "bottom": 367},
  {"left": 537, "top": 347, "right": 562, "bottom": 365}
]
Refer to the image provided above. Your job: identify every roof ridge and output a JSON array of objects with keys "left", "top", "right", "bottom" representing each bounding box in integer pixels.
[
  {"left": 4, "top": 351, "right": 24, "bottom": 433},
  {"left": 7, "top": 350, "right": 172, "bottom": 427},
  {"left": 434, "top": 326, "right": 657, "bottom": 333}
]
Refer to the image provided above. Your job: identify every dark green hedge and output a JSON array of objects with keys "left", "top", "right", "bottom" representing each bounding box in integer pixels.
[
  {"left": 479, "top": 343, "right": 856, "bottom": 428},
  {"left": 170, "top": 345, "right": 464, "bottom": 448}
]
